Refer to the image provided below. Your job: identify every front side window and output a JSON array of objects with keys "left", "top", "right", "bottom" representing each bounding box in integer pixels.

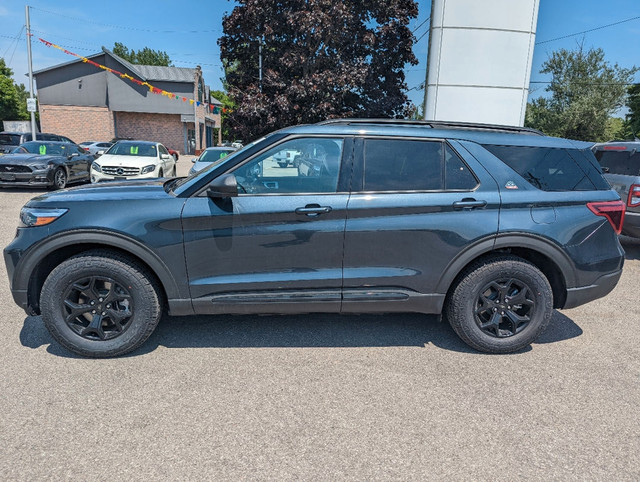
[
  {"left": 232, "top": 137, "right": 344, "bottom": 194},
  {"left": 159, "top": 145, "right": 169, "bottom": 155}
]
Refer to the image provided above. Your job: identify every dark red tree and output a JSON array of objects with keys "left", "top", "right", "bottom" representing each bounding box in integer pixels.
[{"left": 219, "top": 0, "right": 418, "bottom": 140}]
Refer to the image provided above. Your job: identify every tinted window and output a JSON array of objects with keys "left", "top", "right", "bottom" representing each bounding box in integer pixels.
[
  {"left": 483, "top": 145, "right": 609, "bottom": 191},
  {"left": 232, "top": 137, "right": 343, "bottom": 194},
  {"left": 445, "top": 144, "right": 478, "bottom": 190},
  {"left": 363, "top": 139, "right": 443, "bottom": 191},
  {"left": 595, "top": 150, "right": 640, "bottom": 176},
  {"left": 0, "top": 134, "right": 20, "bottom": 146}
]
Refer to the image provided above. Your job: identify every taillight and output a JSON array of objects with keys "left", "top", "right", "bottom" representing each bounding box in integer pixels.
[
  {"left": 628, "top": 184, "right": 640, "bottom": 207},
  {"left": 587, "top": 200, "right": 626, "bottom": 234}
]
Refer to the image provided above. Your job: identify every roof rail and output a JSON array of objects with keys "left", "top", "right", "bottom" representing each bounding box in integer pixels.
[{"left": 316, "top": 118, "right": 544, "bottom": 136}]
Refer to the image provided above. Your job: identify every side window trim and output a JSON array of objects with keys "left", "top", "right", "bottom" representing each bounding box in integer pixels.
[
  {"left": 224, "top": 135, "right": 354, "bottom": 196},
  {"left": 353, "top": 136, "right": 479, "bottom": 194}
]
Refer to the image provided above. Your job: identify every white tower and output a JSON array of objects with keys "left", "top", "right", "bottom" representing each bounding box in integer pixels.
[{"left": 424, "top": 0, "right": 540, "bottom": 126}]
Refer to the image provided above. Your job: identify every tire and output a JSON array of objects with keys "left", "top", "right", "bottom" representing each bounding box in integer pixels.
[
  {"left": 51, "top": 167, "right": 67, "bottom": 190},
  {"left": 445, "top": 255, "right": 553, "bottom": 354},
  {"left": 172, "top": 153, "right": 178, "bottom": 163},
  {"left": 40, "top": 250, "right": 163, "bottom": 358}
]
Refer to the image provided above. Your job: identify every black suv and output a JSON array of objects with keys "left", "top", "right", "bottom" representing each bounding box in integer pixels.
[{"left": 4, "top": 120, "right": 625, "bottom": 357}]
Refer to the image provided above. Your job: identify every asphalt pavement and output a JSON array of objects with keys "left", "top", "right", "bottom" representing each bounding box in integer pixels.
[{"left": 0, "top": 159, "right": 638, "bottom": 480}]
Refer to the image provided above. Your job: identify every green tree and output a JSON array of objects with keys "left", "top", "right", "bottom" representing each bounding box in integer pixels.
[
  {"left": 0, "top": 58, "right": 22, "bottom": 122},
  {"left": 211, "top": 89, "right": 235, "bottom": 141},
  {"left": 626, "top": 83, "right": 640, "bottom": 138},
  {"left": 219, "top": 0, "right": 418, "bottom": 140},
  {"left": 525, "top": 44, "right": 638, "bottom": 142},
  {"left": 112, "top": 42, "right": 172, "bottom": 66}
]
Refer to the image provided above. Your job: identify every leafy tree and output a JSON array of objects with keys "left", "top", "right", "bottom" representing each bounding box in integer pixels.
[
  {"left": 525, "top": 44, "right": 638, "bottom": 142},
  {"left": 219, "top": 0, "right": 418, "bottom": 140},
  {"left": 211, "top": 89, "right": 235, "bottom": 141},
  {"left": 0, "top": 58, "right": 22, "bottom": 122},
  {"left": 626, "top": 83, "right": 640, "bottom": 138},
  {"left": 112, "top": 42, "right": 172, "bottom": 66}
]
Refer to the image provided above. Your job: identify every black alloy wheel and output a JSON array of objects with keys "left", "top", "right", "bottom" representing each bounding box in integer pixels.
[
  {"left": 474, "top": 278, "right": 535, "bottom": 338},
  {"left": 445, "top": 255, "right": 553, "bottom": 353},
  {"left": 40, "top": 250, "right": 163, "bottom": 358},
  {"left": 62, "top": 276, "right": 133, "bottom": 341}
]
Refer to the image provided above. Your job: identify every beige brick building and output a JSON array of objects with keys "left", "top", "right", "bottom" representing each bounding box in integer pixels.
[{"left": 34, "top": 47, "right": 222, "bottom": 154}]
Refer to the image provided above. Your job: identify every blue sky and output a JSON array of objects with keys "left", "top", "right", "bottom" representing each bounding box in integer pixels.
[{"left": 1, "top": 0, "right": 638, "bottom": 111}]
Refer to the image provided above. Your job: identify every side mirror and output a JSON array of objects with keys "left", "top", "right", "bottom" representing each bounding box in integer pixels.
[
  {"left": 161, "top": 154, "right": 171, "bottom": 160},
  {"left": 602, "top": 167, "right": 610, "bottom": 173},
  {"left": 207, "top": 173, "right": 238, "bottom": 198},
  {"left": 96, "top": 150, "right": 105, "bottom": 156},
  {"left": 192, "top": 157, "right": 198, "bottom": 163},
  {"left": 68, "top": 153, "right": 79, "bottom": 159}
]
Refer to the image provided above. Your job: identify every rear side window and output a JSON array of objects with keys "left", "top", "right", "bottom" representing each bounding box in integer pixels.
[
  {"left": 483, "top": 145, "right": 609, "bottom": 191},
  {"left": 595, "top": 150, "right": 640, "bottom": 176},
  {"left": 0, "top": 134, "right": 20, "bottom": 145},
  {"left": 363, "top": 139, "right": 477, "bottom": 191}
]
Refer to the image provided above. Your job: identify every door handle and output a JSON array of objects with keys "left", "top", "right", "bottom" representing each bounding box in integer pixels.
[
  {"left": 453, "top": 199, "right": 487, "bottom": 210},
  {"left": 295, "top": 204, "right": 332, "bottom": 216}
]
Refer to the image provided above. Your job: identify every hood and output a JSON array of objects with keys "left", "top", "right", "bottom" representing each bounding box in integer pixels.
[
  {"left": 0, "top": 153, "right": 60, "bottom": 165},
  {"left": 95, "top": 154, "right": 159, "bottom": 167},
  {"left": 28, "top": 178, "right": 172, "bottom": 204}
]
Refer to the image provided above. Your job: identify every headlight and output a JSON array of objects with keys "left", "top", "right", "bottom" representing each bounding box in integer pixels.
[
  {"left": 141, "top": 164, "right": 156, "bottom": 174},
  {"left": 19, "top": 207, "right": 68, "bottom": 227},
  {"left": 32, "top": 164, "right": 49, "bottom": 170},
  {"left": 91, "top": 162, "right": 102, "bottom": 173}
]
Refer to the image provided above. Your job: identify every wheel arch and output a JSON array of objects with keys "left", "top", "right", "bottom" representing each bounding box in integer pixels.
[
  {"left": 436, "top": 234, "right": 576, "bottom": 309},
  {"left": 15, "top": 231, "right": 182, "bottom": 315}
]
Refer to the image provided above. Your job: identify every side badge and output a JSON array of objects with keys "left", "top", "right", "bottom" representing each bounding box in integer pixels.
[{"left": 505, "top": 181, "right": 519, "bottom": 190}]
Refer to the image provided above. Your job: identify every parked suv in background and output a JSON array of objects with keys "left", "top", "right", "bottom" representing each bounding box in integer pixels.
[
  {"left": 4, "top": 119, "right": 625, "bottom": 358},
  {"left": 593, "top": 140, "right": 640, "bottom": 238}
]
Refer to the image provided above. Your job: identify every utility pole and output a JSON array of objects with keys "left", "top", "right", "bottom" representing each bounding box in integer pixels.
[{"left": 25, "top": 5, "right": 37, "bottom": 141}]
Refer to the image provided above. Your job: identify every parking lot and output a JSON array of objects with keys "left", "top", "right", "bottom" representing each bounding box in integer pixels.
[{"left": 0, "top": 159, "right": 639, "bottom": 480}]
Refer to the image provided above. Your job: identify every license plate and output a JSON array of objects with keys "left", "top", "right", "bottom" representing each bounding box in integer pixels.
[
  {"left": 0, "top": 173, "right": 15, "bottom": 181},
  {"left": 114, "top": 176, "right": 126, "bottom": 181}
]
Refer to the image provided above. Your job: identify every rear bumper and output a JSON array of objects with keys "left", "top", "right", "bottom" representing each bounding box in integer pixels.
[
  {"left": 622, "top": 211, "right": 640, "bottom": 238},
  {"left": 562, "top": 269, "right": 623, "bottom": 309}
]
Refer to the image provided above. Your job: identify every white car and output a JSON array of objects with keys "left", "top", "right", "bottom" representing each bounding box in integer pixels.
[
  {"left": 79, "top": 141, "right": 113, "bottom": 156},
  {"left": 91, "top": 141, "right": 176, "bottom": 183}
]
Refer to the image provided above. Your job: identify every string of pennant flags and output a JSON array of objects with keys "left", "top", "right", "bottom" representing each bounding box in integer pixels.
[{"left": 36, "top": 36, "right": 229, "bottom": 115}]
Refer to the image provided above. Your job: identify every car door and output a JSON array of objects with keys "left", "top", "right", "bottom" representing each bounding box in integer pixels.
[
  {"left": 341, "top": 137, "right": 501, "bottom": 314},
  {"left": 181, "top": 136, "right": 353, "bottom": 314}
]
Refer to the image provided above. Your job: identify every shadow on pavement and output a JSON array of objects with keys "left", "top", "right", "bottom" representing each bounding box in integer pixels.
[
  {"left": 20, "top": 309, "right": 583, "bottom": 358},
  {"left": 620, "top": 235, "right": 640, "bottom": 260}
]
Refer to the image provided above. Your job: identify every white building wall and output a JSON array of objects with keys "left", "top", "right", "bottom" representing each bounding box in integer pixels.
[{"left": 424, "top": 0, "right": 539, "bottom": 126}]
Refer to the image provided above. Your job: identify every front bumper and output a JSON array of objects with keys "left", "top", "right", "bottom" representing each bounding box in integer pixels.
[
  {"left": 91, "top": 169, "right": 159, "bottom": 183},
  {"left": 0, "top": 170, "right": 53, "bottom": 187}
]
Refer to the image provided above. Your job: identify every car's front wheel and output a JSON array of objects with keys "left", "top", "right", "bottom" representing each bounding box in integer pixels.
[
  {"left": 445, "top": 255, "right": 553, "bottom": 353},
  {"left": 51, "top": 167, "right": 67, "bottom": 190},
  {"left": 40, "top": 250, "right": 163, "bottom": 358}
]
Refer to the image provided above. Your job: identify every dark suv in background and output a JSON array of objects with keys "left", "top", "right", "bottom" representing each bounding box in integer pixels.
[
  {"left": 593, "top": 140, "right": 640, "bottom": 238},
  {"left": 0, "top": 132, "right": 75, "bottom": 154},
  {"left": 4, "top": 120, "right": 625, "bottom": 357}
]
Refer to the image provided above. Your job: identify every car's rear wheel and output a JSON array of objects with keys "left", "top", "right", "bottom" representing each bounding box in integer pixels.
[
  {"left": 445, "top": 255, "right": 553, "bottom": 353},
  {"left": 40, "top": 250, "right": 163, "bottom": 358},
  {"left": 51, "top": 167, "right": 67, "bottom": 190}
]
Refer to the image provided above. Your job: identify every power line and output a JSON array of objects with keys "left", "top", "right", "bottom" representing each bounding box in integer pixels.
[
  {"left": 8, "top": 27, "right": 24, "bottom": 67},
  {"left": 411, "top": 16, "right": 431, "bottom": 34},
  {"left": 536, "top": 14, "right": 640, "bottom": 45},
  {"left": 2, "top": 26, "right": 24, "bottom": 58},
  {"left": 31, "top": 6, "right": 222, "bottom": 34},
  {"left": 414, "top": 27, "right": 430, "bottom": 44},
  {"left": 530, "top": 80, "right": 640, "bottom": 86}
]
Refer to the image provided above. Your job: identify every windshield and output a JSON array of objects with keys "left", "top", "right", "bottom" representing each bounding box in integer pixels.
[
  {"left": 19, "top": 141, "right": 68, "bottom": 155},
  {"left": 106, "top": 142, "right": 158, "bottom": 157},
  {"left": 0, "top": 134, "right": 20, "bottom": 146},
  {"left": 198, "top": 148, "right": 236, "bottom": 163}
]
